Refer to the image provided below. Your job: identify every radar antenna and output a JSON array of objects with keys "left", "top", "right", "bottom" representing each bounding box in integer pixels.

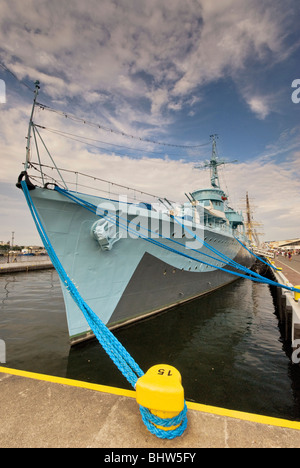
[{"left": 195, "top": 134, "right": 237, "bottom": 189}]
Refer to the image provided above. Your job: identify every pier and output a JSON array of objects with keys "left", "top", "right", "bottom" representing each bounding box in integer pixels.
[
  {"left": 268, "top": 255, "right": 300, "bottom": 349},
  {"left": 0, "top": 257, "right": 53, "bottom": 274},
  {"left": 276, "top": 255, "right": 300, "bottom": 288},
  {"left": 1, "top": 366, "right": 300, "bottom": 448}
]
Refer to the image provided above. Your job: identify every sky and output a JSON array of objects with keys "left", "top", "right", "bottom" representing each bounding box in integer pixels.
[{"left": 0, "top": 0, "right": 300, "bottom": 246}]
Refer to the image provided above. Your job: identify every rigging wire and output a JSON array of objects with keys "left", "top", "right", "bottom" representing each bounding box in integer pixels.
[
  {"left": 0, "top": 64, "right": 209, "bottom": 154},
  {"left": 33, "top": 124, "right": 195, "bottom": 158},
  {"left": 0, "top": 65, "right": 209, "bottom": 156},
  {"left": 0, "top": 62, "right": 35, "bottom": 93},
  {"left": 28, "top": 161, "right": 170, "bottom": 201},
  {"left": 36, "top": 101, "right": 211, "bottom": 150}
]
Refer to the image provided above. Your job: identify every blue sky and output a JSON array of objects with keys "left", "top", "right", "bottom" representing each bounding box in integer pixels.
[{"left": 0, "top": 0, "right": 300, "bottom": 245}]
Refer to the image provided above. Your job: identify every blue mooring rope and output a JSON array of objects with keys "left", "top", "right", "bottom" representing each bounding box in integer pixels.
[
  {"left": 234, "top": 235, "right": 281, "bottom": 271},
  {"left": 21, "top": 180, "right": 188, "bottom": 439},
  {"left": 139, "top": 402, "right": 188, "bottom": 439}
]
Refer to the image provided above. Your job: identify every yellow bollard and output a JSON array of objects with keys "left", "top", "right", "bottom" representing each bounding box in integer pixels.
[
  {"left": 136, "top": 364, "right": 185, "bottom": 432},
  {"left": 295, "top": 286, "right": 300, "bottom": 302}
]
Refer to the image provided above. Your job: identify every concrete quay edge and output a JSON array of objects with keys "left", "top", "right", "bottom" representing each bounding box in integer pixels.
[
  {"left": 0, "top": 261, "right": 53, "bottom": 274},
  {"left": 1, "top": 366, "right": 300, "bottom": 448}
]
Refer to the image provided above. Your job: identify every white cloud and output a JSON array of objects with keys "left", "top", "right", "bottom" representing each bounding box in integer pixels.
[
  {"left": 2, "top": 105, "right": 299, "bottom": 244},
  {"left": 0, "top": 0, "right": 299, "bottom": 245},
  {"left": 246, "top": 97, "right": 270, "bottom": 120},
  {"left": 147, "top": 88, "right": 169, "bottom": 115},
  {"left": 222, "top": 155, "right": 300, "bottom": 241},
  {"left": 171, "top": 0, "right": 290, "bottom": 100},
  {"left": 0, "top": 0, "right": 296, "bottom": 121}
]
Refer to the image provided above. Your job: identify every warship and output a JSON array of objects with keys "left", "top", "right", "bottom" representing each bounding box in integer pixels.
[{"left": 18, "top": 82, "right": 254, "bottom": 344}]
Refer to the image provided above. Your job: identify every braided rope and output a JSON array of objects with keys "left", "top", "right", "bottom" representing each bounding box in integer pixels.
[{"left": 21, "top": 180, "right": 188, "bottom": 439}]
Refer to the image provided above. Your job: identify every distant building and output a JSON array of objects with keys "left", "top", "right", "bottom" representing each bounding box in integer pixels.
[
  {"left": 266, "top": 238, "right": 300, "bottom": 251},
  {"left": 21, "top": 248, "right": 32, "bottom": 255},
  {"left": 29, "top": 246, "right": 47, "bottom": 254}
]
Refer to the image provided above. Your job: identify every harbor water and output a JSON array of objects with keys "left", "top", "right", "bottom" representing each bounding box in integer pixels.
[{"left": 1, "top": 267, "right": 300, "bottom": 422}]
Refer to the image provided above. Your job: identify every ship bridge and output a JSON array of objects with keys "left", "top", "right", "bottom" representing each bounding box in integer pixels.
[
  {"left": 191, "top": 187, "right": 227, "bottom": 212},
  {"left": 192, "top": 135, "right": 244, "bottom": 231},
  {"left": 191, "top": 187, "right": 243, "bottom": 230}
]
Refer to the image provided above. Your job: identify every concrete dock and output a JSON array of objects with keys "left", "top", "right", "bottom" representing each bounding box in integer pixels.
[
  {"left": 0, "top": 258, "right": 53, "bottom": 274},
  {"left": 276, "top": 255, "right": 300, "bottom": 287},
  {"left": 1, "top": 366, "right": 300, "bottom": 448},
  {"left": 270, "top": 256, "right": 300, "bottom": 347}
]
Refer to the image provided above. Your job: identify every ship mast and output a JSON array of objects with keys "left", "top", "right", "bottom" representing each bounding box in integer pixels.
[
  {"left": 209, "top": 134, "right": 221, "bottom": 188},
  {"left": 25, "top": 80, "right": 40, "bottom": 171},
  {"left": 244, "top": 192, "right": 264, "bottom": 246},
  {"left": 195, "top": 134, "right": 237, "bottom": 189},
  {"left": 245, "top": 192, "right": 252, "bottom": 242}
]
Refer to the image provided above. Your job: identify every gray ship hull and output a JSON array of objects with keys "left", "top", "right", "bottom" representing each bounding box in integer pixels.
[{"left": 110, "top": 249, "right": 252, "bottom": 328}]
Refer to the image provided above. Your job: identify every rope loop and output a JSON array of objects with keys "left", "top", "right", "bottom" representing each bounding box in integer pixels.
[{"left": 139, "top": 403, "right": 188, "bottom": 439}]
